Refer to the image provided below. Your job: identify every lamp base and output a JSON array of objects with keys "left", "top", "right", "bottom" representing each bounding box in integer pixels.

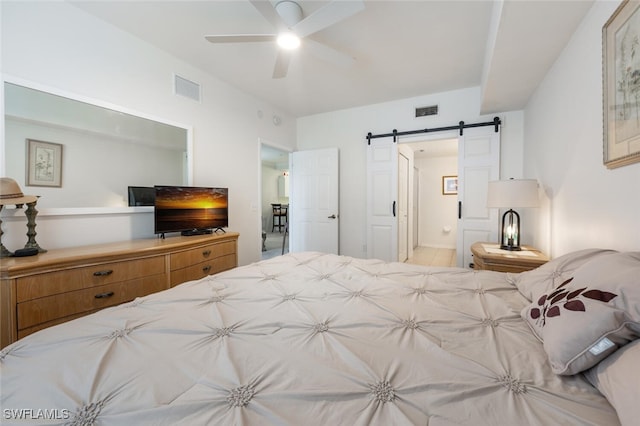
[{"left": 499, "top": 209, "right": 522, "bottom": 252}]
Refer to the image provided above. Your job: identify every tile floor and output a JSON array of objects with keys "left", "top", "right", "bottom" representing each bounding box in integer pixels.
[
  {"left": 261, "top": 231, "right": 289, "bottom": 260},
  {"left": 405, "top": 246, "right": 457, "bottom": 267}
]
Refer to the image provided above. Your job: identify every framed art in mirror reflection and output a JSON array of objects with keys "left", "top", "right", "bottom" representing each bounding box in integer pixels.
[{"left": 26, "top": 139, "right": 63, "bottom": 187}]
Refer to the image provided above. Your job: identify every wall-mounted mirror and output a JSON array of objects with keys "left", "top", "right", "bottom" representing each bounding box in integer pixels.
[{"left": 3, "top": 81, "right": 191, "bottom": 209}]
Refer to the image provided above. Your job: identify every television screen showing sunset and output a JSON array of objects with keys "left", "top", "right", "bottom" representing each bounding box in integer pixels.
[{"left": 154, "top": 186, "right": 228, "bottom": 233}]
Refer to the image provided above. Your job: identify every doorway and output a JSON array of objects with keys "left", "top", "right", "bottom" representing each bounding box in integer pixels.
[
  {"left": 366, "top": 126, "right": 500, "bottom": 267},
  {"left": 260, "top": 143, "right": 290, "bottom": 260},
  {"left": 404, "top": 138, "right": 458, "bottom": 266}
]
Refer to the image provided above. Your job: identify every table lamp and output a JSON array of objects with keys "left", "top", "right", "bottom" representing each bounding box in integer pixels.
[
  {"left": 487, "top": 178, "right": 539, "bottom": 251},
  {"left": 0, "top": 177, "right": 40, "bottom": 257}
]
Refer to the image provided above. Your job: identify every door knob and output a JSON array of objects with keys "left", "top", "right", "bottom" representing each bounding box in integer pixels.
[{"left": 328, "top": 214, "right": 337, "bottom": 219}]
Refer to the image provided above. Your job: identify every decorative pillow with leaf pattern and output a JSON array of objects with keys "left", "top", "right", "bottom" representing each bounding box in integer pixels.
[
  {"left": 513, "top": 248, "right": 616, "bottom": 302},
  {"left": 522, "top": 252, "right": 640, "bottom": 375}
]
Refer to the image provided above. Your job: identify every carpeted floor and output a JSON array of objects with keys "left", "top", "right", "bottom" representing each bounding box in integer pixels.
[
  {"left": 261, "top": 231, "right": 289, "bottom": 260},
  {"left": 261, "top": 235, "right": 453, "bottom": 267}
]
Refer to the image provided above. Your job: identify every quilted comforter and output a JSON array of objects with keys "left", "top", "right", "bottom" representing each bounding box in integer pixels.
[{"left": 0, "top": 252, "right": 619, "bottom": 425}]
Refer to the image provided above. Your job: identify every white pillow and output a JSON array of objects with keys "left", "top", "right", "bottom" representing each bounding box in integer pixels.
[
  {"left": 514, "top": 249, "right": 616, "bottom": 301},
  {"left": 584, "top": 340, "right": 640, "bottom": 426},
  {"left": 522, "top": 252, "right": 640, "bottom": 375}
]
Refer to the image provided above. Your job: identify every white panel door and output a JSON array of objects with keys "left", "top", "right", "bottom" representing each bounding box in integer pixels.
[
  {"left": 456, "top": 127, "right": 500, "bottom": 268},
  {"left": 413, "top": 167, "right": 419, "bottom": 248},
  {"left": 398, "top": 153, "right": 409, "bottom": 262},
  {"left": 366, "top": 139, "right": 398, "bottom": 261},
  {"left": 289, "top": 148, "right": 339, "bottom": 254}
]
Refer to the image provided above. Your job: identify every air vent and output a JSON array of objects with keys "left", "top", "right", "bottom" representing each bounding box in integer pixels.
[
  {"left": 174, "top": 74, "right": 201, "bottom": 102},
  {"left": 415, "top": 105, "right": 438, "bottom": 117}
]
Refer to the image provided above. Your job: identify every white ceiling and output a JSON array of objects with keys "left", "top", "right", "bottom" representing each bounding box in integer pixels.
[
  {"left": 70, "top": 0, "right": 594, "bottom": 118},
  {"left": 261, "top": 143, "right": 291, "bottom": 164}
]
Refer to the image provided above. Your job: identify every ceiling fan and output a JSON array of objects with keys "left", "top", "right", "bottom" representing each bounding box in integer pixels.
[{"left": 205, "top": 0, "right": 365, "bottom": 79}]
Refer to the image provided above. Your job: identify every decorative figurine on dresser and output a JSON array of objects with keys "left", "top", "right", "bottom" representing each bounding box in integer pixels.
[{"left": 0, "top": 177, "right": 46, "bottom": 258}]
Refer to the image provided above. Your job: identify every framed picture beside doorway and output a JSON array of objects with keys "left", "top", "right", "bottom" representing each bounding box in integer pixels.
[{"left": 442, "top": 175, "right": 458, "bottom": 195}]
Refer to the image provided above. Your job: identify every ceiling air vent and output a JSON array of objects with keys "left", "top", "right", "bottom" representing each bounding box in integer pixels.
[
  {"left": 415, "top": 105, "right": 438, "bottom": 117},
  {"left": 174, "top": 74, "right": 201, "bottom": 102}
]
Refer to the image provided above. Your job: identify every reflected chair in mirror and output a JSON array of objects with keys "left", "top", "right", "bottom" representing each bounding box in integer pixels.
[{"left": 271, "top": 203, "right": 288, "bottom": 233}]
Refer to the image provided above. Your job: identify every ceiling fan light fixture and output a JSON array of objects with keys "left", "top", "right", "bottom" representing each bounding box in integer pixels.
[{"left": 277, "top": 32, "right": 301, "bottom": 50}]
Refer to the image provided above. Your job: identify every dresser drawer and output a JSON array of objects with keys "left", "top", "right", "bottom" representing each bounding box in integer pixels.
[
  {"left": 170, "top": 241, "right": 236, "bottom": 271},
  {"left": 17, "top": 274, "right": 167, "bottom": 330},
  {"left": 16, "top": 256, "right": 166, "bottom": 302},
  {"left": 1, "top": 233, "right": 239, "bottom": 349},
  {"left": 170, "top": 253, "right": 237, "bottom": 287}
]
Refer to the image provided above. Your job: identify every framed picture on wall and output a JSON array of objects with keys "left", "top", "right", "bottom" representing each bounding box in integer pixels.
[
  {"left": 603, "top": 0, "right": 640, "bottom": 169},
  {"left": 26, "top": 139, "right": 63, "bottom": 187},
  {"left": 442, "top": 175, "right": 458, "bottom": 195}
]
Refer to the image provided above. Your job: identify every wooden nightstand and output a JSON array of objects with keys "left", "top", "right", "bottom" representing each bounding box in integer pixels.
[{"left": 471, "top": 242, "right": 549, "bottom": 273}]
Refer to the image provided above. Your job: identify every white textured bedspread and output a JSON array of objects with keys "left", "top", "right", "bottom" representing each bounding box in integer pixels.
[{"left": 1, "top": 252, "right": 619, "bottom": 425}]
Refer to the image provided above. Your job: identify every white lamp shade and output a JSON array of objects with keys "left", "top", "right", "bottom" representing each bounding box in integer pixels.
[{"left": 487, "top": 179, "right": 539, "bottom": 208}]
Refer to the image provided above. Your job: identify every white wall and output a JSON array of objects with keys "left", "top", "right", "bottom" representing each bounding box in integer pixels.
[
  {"left": 297, "top": 87, "right": 524, "bottom": 258},
  {"left": 524, "top": 0, "right": 640, "bottom": 256},
  {"left": 6, "top": 118, "right": 184, "bottom": 207},
  {"left": 415, "top": 154, "right": 458, "bottom": 249},
  {"left": 1, "top": 2, "right": 297, "bottom": 265}
]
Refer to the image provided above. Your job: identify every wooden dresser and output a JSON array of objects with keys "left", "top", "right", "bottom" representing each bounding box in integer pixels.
[{"left": 0, "top": 232, "right": 238, "bottom": 348}]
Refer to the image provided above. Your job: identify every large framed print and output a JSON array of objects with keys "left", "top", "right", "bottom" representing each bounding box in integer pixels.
[
  {"left": 603, "top": 0, "right": 640, "bottom": 169},
  {"left": 26, "top": 139, "right": 63, "bottom": 187}
]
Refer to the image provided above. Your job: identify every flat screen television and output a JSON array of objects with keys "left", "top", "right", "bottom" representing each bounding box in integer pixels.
[
  {"left": 128, "top": 186, "right": 155, "bottom": 206},
  {"left": 154, "top": 185, "right": 228, "bottom": 236}
]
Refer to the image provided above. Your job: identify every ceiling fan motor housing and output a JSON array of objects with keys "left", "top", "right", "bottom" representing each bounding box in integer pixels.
[{"left": 276, "top": 1, "right": 303, "bottom": 27}]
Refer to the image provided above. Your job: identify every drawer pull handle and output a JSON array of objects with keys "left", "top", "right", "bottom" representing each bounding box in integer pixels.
[
  {"left": 95, "top": 291, "right": 114, "bottom": 299},
  {"left": 202, "top": 250, "right": 212, "bottom": 257},
  {"left": 93, "top": 270, "right": 113, "bottom": 277},
  {"left": 202, "top": 265, "right": 212, "bottom": 273}
]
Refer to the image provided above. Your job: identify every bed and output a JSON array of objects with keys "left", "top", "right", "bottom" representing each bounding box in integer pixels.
[{"left": 1, "top": 250, "right": 639, "bottom": 425}]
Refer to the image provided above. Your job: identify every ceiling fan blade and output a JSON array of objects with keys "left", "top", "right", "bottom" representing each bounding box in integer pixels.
[
  {"left": 305, "top": 39, "right": 355, "bottom": 68},
  {"left": 293, "top": 0, "right": 365, "bottom": 38},
  {"left": 205, "top": 34, "right": 276, "bottom": 43},
  {"left": 249, "top": 0, "right": 286, "bottom": 32},
  {"left": 272, "top": 50, "right": 293, "bottom": 79}
]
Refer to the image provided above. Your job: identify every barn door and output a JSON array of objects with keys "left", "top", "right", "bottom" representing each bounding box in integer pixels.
[
  {"left": 366, "top": 138, "right": 398, "bottom": 261},
  {"left": 456, "top": 126, "right": 500, "bottom": 268}
]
